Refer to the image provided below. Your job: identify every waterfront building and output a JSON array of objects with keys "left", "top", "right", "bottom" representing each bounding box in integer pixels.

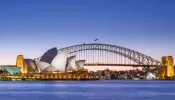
[
  {"left": 1, "top": 66, "right": 21, "bottom": 75},
  {"left": 97, "top": 70, "right": 102, "bottom": 79},
  {"left": 0, "top": 47, "right": 88, "bottom": 80},
  {"left": 146, "top": 72, "right": 156, "bottom": 80}
]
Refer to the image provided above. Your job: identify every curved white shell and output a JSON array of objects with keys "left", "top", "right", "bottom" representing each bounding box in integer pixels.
[{"left": 51, "top": 49, "right": 68, "bottom": 73}]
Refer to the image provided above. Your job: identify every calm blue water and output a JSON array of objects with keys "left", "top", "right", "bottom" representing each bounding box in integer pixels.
[{"left": 0, "top": 80, "right": 175, "bottom": 100}]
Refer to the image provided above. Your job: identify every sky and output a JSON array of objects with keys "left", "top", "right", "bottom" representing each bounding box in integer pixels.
[{"left": 0, "top": 0, "right": 175, "bottom": 70}]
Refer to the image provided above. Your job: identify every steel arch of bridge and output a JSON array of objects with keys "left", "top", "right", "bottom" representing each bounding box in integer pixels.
[{"left": 58, "top": 43, "right": 161, "bottom": 66}]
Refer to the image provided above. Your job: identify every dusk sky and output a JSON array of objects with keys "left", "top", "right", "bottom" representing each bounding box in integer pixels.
[{"left": 0, "top": 0, "right": 175, "bottom": 70}]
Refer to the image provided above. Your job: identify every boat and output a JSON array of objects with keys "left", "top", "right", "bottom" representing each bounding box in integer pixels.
[{"left": 132, "top": 78, "right": 140, "bottom": 80}]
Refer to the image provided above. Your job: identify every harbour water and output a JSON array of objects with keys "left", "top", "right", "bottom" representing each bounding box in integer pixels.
[{"left": 0, "top": 80, "right": 175, "bottom": 100}]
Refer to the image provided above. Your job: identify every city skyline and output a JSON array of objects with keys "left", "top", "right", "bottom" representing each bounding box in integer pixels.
[{"left": 0, "top": 0, "right": 175, "bottom": 71}]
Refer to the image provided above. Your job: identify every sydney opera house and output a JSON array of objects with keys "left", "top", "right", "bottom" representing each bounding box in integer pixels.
[{"left": 0, "top": 47, "right": 88, "bottom": 80}]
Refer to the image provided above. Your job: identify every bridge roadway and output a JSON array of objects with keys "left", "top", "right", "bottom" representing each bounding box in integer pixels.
[{"left": 84, "top": 64, "right": 167, "bottom": 67}]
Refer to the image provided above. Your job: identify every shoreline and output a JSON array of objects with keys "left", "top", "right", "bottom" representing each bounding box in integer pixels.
[{"left": 0, "top": 78, "right": 174, "bottom": 81}]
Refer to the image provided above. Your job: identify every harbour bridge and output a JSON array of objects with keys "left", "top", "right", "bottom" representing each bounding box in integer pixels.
[{"left": 36, "top": 43, "right": 165, "bottom": 68}]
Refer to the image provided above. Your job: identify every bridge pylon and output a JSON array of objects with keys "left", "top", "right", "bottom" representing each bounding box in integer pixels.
[
  {"left": 166, "top": 56, "right": 174, "bottom": 79},
  {"left": 159, "top": 56, "right": 174, "bottom": 79},
  {"left": 159, "top": 56, "right": 167, "bottom": 79}
]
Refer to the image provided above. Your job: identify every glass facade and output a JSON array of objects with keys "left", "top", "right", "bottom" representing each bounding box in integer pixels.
[{"left": 2, "top": 66, "right": 21, "bottom": 74}]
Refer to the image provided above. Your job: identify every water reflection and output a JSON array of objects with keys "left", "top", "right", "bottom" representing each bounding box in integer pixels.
[{"left": 0, "top": 81, "right": 175, "bottom": 100}]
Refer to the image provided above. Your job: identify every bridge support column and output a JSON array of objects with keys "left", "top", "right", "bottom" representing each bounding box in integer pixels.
[
  {"left": 166, "top": 56, "right": 174, "bottom": 79},
  {"left": 160, "top": 67, "right": 166, "bottom": 79},
  {"left": 160, "top": 57, "right": 167, "bottom": 79}
]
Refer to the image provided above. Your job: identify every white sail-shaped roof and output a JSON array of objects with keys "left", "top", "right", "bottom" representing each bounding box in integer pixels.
[
  {"left": 75, "top": 60, "right": 86, "bottom": 69},
  {"left": 51, "top": 49, "right": 68, "bottom": 73},
  {"left": 66, "top": 56, "right": 76, "bottom": 72},
  {"left": 35, "top": 61, "right": 50, "bottom": 72},
  {"left": 40, "top": 47, "right": 57, "bottom": 64},
  {"left": 43, "top": 65, "right": 58, "bottom": 72},
  {"left": 24, "top": 59, "right": 38, "bottom": 73}
]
